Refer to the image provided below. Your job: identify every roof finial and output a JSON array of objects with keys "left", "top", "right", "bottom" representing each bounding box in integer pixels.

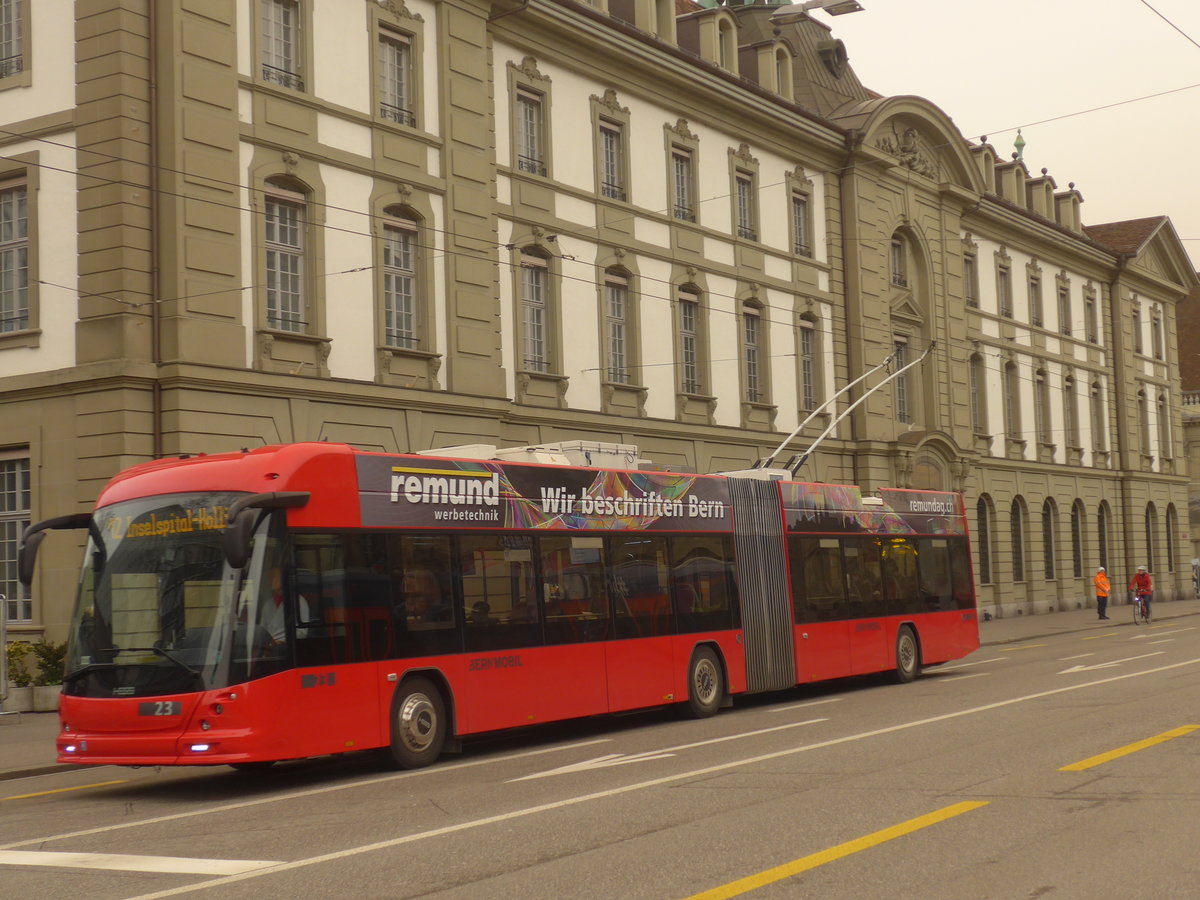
[{"left": 1014, "top": 129, "right": 1026, "bottom": 161}]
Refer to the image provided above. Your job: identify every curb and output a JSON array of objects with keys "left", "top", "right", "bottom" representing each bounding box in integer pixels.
[
  {"left": 0, "top": 764, "right": 73, "bottom": 783},
  {"left": 979, "top": 608, "right": 1196, "bottom": 647}
]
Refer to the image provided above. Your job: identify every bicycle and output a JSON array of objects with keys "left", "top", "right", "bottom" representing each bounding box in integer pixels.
[{"left": 1132, "top": 593, "right": 1152, "bottom": 625}]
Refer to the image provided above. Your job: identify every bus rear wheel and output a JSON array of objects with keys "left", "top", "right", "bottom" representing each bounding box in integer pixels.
[
  {"left": 686, "top": 647, "right": 723, "bottom": 718},
  {"left": 388, "top": 676, "right": 447, "bottom": 769},
  {"left": 893, "top": 625, "right": 921, "bottom": 684}
]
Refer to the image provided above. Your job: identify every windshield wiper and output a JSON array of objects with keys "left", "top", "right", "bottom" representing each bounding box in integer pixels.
[
  {"left": 112, "top": 646, "right": 202, "bottom": 678},
  {"left": 62, "top": 662, "right": 115, "bottom": 684}
]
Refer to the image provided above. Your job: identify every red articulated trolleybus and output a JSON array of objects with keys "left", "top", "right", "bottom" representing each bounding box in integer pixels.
[{"left": 20, "top": 442, "right": 978, "bottom": 771}]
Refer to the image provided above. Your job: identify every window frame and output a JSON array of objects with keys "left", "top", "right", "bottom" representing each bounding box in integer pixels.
[
  {"left": 373, "top": 17, "right": 422, "bottom": 130},
  {"left": 797, "top": 315, "right": 821, "bottom": 413},
  {"left": 0, "top": 450, "right": 30, "bottom": 624},
  {"left": 508, "top": 58, "right": 553, "bottom": 179},
  {"left": 741, "top": 300, "right": 764, "bottom": 404},
  {"left": 263, "top": 183, "right": 307, "bottom": 334},
  {"left": 602, "top": 270, "right": 635, "bottom": 386},
  {"left": 257, "top": 0, "right": 310, "bottom": 93},
  {"left": 0, "top": 0, "right": 29, "bottom": 89},
  {"left": 381, "top": 212, "right": 419, "bottom": 351},
  {"left": 676, "top": 287, "right": 706, "bottom": 396},
  {"left": 0, "top": 155, "right": 39, "bottom": 348},
  {"left": 518, "top": 250, "right": 551, "bottom": 374}
]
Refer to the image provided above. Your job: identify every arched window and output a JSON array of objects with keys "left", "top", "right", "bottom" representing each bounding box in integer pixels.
[
  {"left": 1070, "top": 500, "right": 1085, "bottom": 578},
  {"left": 969, "top": 354, "right": 987, "bottom": 434},
  {"left": 774, "top": 46, "right": 793, "bottom": 99},
  {"left": 1157, "top": 393, "right": 1172, "bottom": 460},
  {"left": 976, "top": 496, "right": 992, "bottom": 585},
  {"left": 798, "top": 315, "right": 821, "bottom": 412},
  {"left": 1097, "top": 502, "right": 1110, "bottom": 570},
  {"left": 381, "top": 206, "right": 420, "bottom": 350},
  {"left": 1011, "top": 497, "right": 1025, "bottom": 583},
  {"left": 1166, "top": 504, "right": 1178, "bottom": 574},
  {"left": 263, "top": 176, "right": 307, "bottom": 333},
  {"left": 718, "top": 20, "right": 736, "bottom": 71},
  {"left": 1137, "top": 390, "right": 1151, "bottom": 456},
  {"left": 519, "top": 248, "right": 552, "bottom": 373},
  {"left": 1145, "top": 502, "right": 1157, "bottom": 574},
  {"left": 1004, "top": 362, "right": 1020, "bottom": 438},
  {"left": 1034, "top": 368, "right": 1050, "bottom": 445},
  {"left": 1063, "top": 375, "right": 1078, "bottom": 448},
  {"left": 1042, "top": 499, "right": 1056, "bottom": 580}
]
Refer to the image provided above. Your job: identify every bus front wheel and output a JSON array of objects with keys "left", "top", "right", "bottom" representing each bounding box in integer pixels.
[
  {"left": 686, "top": 647, "right": 723, "bottom": 718},
  {"left": 893, "top": 626, "right": 921, "bottom": 684},
  {"left": 388, "top": 676, "right": 447, "bottom": 769}
]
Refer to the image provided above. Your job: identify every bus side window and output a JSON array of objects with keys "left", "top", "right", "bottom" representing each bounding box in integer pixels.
[
  {"left": 539, "top": 536, "right": 610, "bottom": 644},
  {"left": 393, "top": 535, "right": 461, "bottom": 658},
  {"left": 670, "top": 535, "right": 737, "bottom": 634},
  {"left": 461, "top": 535, "right": 543, "bottom": 652},
  {"left": 916, "top": 538, "right": 954, "bottom": 612},
  {"left": 610, "top": 534, "right": 671, "bottom": 638},
  {"left": 791, "top": 536, "right": 848, "bottom": 623},
  {"left": 840, "top": 538, "right": 879, "bottom": 621}
]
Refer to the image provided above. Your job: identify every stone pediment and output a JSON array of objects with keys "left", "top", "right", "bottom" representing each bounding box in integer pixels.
[{"left": 890, "top": 295, "right": 924, "bottom": 323}]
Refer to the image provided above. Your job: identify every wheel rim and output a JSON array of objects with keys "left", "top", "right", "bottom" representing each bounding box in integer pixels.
[
  {"left": 397, "top": 692, "right": 438, "bottom": 754},
  {"left": 693, "top": 657, "right": 718, "bottom": 705},
  {"left": 898, "top": 633, "right": 916, "bottom": 674}
]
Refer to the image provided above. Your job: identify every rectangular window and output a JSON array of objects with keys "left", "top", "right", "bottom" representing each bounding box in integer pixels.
[
  {"left": 735, "top": 173, "right": 756, "bottom": 241},
  {"left": 1028, "top": 275, "right": 1042, "bottom": 327},
  {"left": 1085, "top": 292, "right": 1098, "bottom": 343},
  {"left": 672, "top": 149, "right": 694, "bottom": 222},
  {"left": 261, "top": 0, "right": 303, "bottom": 90},
  {"left": 890, "top": 239, "right": 907, "bottom": 288},
  {"left": 1064, "top": 381, "right": 1078, "bottom": 447},
  {"left": 521, "top": 255, "right": 547, "bottom": 373},
  {"left": 1132, "top": 307, "right": 1143, "bottom": 354},
  {"left": 264, "top": 194, "right": 304, "bottom": 332},
  {"left": 894, "top": 340, "right": 909, "bottom": 424},
  {"left": 791, "top": 193, "right": 810, "bottom": 256},
  {"left": 743, "top": 304, "right": 761, "bottom": 403},
  {"left": 0, "top": 182, "right": 27, "bottom": 332},
  {"left": 799, "top": 323, "right": 815, "bottom": 411},
  {"left": 963, "top": 254, "right": 978, "bottom": 307},
  {"left": 599, "top": 123, "right": 625, "bottom": 201},
  {"left": 1152, "top": 316, "right": 1163, "bottom": 360},
  {"left": 1058, "top": 286, "right": 1071, "bottom": 336},
  {"left": 788, "top": 536, "right": 848, "bottom": 623},
  {"left": 1091, "top": 384, "right": 1106, "bottom": 453},
  {"left": 0, "top": 455, "right": 30, "bottom": 623},
  {"left": 0, "top": 0, "right": 22, "bottom": 78},
  {"left": 383, "top": 222, "right": 416, "bottom": 349},
  {"left": 679, "top": 293, "right": 700, "bottom": 394},
  {"left": 1005, "top": 366, "right": 1019, "bottom": 438},
  {"left": 516, "top": 91, "right": 545, "bottom": 176},
  {"left": 969, "top": 357, "right": 983, "bottom": 433},
  {"left": 605, "top": 276, "right": 628, "bottom": 384},
  {"left": 378, "top": 30, "right": 414, "bottom": 126},
  {"left": 998, "top": 266, "right": 1012, "bottom": 317}
]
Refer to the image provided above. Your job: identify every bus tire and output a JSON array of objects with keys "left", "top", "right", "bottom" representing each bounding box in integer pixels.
[
  {"left": 388, "top": 676, "right": 447, "bottom": 769},
  {"left": 893, "top": 625, "right": 921, "bottom": 684},
  {"left": 686, "top": 646, "right": 723, "bottom": 718}
]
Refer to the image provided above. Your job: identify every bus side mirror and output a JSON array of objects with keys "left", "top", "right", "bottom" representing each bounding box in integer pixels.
[
  {"left": 18, "top": 531, "right": 46, "bottom": 587},
  {"left": 19, "top": 512, "right": 95, "bottom": 587},
  {"left": 222, "top": 492, "right": 311, "bottom": 569}
]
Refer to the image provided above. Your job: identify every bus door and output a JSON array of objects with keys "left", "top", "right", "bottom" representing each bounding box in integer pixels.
[
  {"left": 789, "top": 537, "right": 851, "bottom": 682},
  {"left": 607, "top": 536, "right": 675, "bottom": 711},
  {"left": 844, "top": 537, "right": 889, "bottom": 675}
]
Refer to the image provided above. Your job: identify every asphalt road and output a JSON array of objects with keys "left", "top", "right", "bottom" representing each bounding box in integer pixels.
[{"left": 3, "top": 620, "right": 1199, "bottom": 899}]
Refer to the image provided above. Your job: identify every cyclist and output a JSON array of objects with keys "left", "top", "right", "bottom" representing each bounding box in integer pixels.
[{"left": 1129, "top": 565, "right": 1153, "bottom": 621}]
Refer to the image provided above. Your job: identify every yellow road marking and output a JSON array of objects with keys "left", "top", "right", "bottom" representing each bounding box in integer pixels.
[
  {"left": 1059, "top": 725, "right": 1200, "bottom": 772},
  {"left": 1, "top": 780, "right": 127, "bottom": 801},
  {"left": 681, "top": 801, "right": 989, "bottom": 900},
  {"left": 1082, "top": 632, "right": 1119, "bottom": 640},
  {"left": 998, "top": 643, "right": 1047, "bottom": 652}
]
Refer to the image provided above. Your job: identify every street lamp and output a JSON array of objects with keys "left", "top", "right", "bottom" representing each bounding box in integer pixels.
[{"left": 769, "top": 0, "right": 865, "bottom": 24}]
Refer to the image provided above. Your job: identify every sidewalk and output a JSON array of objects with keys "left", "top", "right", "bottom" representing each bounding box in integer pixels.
[{"left": 3, "top": 597, "right": 1198, "bottom": 782}]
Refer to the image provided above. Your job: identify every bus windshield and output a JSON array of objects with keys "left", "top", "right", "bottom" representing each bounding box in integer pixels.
[{"left": 64, "top": 492, "right": 284, "bottom": 698}]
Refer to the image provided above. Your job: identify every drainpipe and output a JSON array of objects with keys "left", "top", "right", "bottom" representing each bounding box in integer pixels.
[
  {"left": 837, "top": 129, "right": 865, "bottom": 486},
  {"left": 148, "top": 0, "right": 162, "bottom": 459}
]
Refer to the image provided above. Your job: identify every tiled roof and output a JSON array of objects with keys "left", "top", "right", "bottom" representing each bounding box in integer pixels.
[
  {"left": 1082, "top": 216, "right": 1167, "bottom": 255},
  {"left": 675, "top": 0, "right": 702, "bottom": 12}
]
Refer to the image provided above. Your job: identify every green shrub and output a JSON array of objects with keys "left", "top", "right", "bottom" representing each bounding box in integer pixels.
[
  {"left": 30, "top": 640, "right": 67, "bottom": 686},
  {"left": 6, "top": 640, "right": 33, "bottom": 688}
]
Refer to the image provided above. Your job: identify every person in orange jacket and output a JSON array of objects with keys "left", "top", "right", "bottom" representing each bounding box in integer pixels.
[{"left": 1093, "top": 566, "right": 1110, "bottom": 619}]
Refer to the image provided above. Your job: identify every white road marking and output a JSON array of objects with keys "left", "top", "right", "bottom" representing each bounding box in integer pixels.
[
  {"left": 1057, "top": 652, "right": 1165, "bottom": 674},
  {"left": 510, "top": 718, "right": 828, "bottom": 782},
  {"left": 123, "top": 656, "right": 1200, "bottom": 900},
  {"left": 0, "top": 737, "right": 613, "bottom": 853},
  {"left": 937, "top": 673, "right": 990, "bottom": 683},
  {"left": 767, "top": 697, "right": 843, "bottom": 713},
  {"left": 0, "top": 850, "right": 280, "bottom": 875},
  {"left": 937, "top": 657, "right": 1006, "bottom": 671},
  {"left": 1058, "top": 654, "right": 1094, "bottom": 661},
  {"left": 1131, "top": 627, "right": 1194, "bottom": 639},
  {"left": 1149, "top": 640, "right": 1175, "bottom": 645}
]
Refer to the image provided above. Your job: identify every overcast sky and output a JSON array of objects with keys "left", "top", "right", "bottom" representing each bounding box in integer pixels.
[{"left": 826, "top": 0, "right": 1200, "bottom": 271}]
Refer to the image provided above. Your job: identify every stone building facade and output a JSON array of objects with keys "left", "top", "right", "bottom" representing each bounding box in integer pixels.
[{"left": 0, "top": 0, "right": 1195, "bottom": 641}]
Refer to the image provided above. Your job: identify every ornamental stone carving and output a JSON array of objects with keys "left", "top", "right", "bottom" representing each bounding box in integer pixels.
[{"left": 876, "top": 124, "right": 937, "bottom": 179}]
